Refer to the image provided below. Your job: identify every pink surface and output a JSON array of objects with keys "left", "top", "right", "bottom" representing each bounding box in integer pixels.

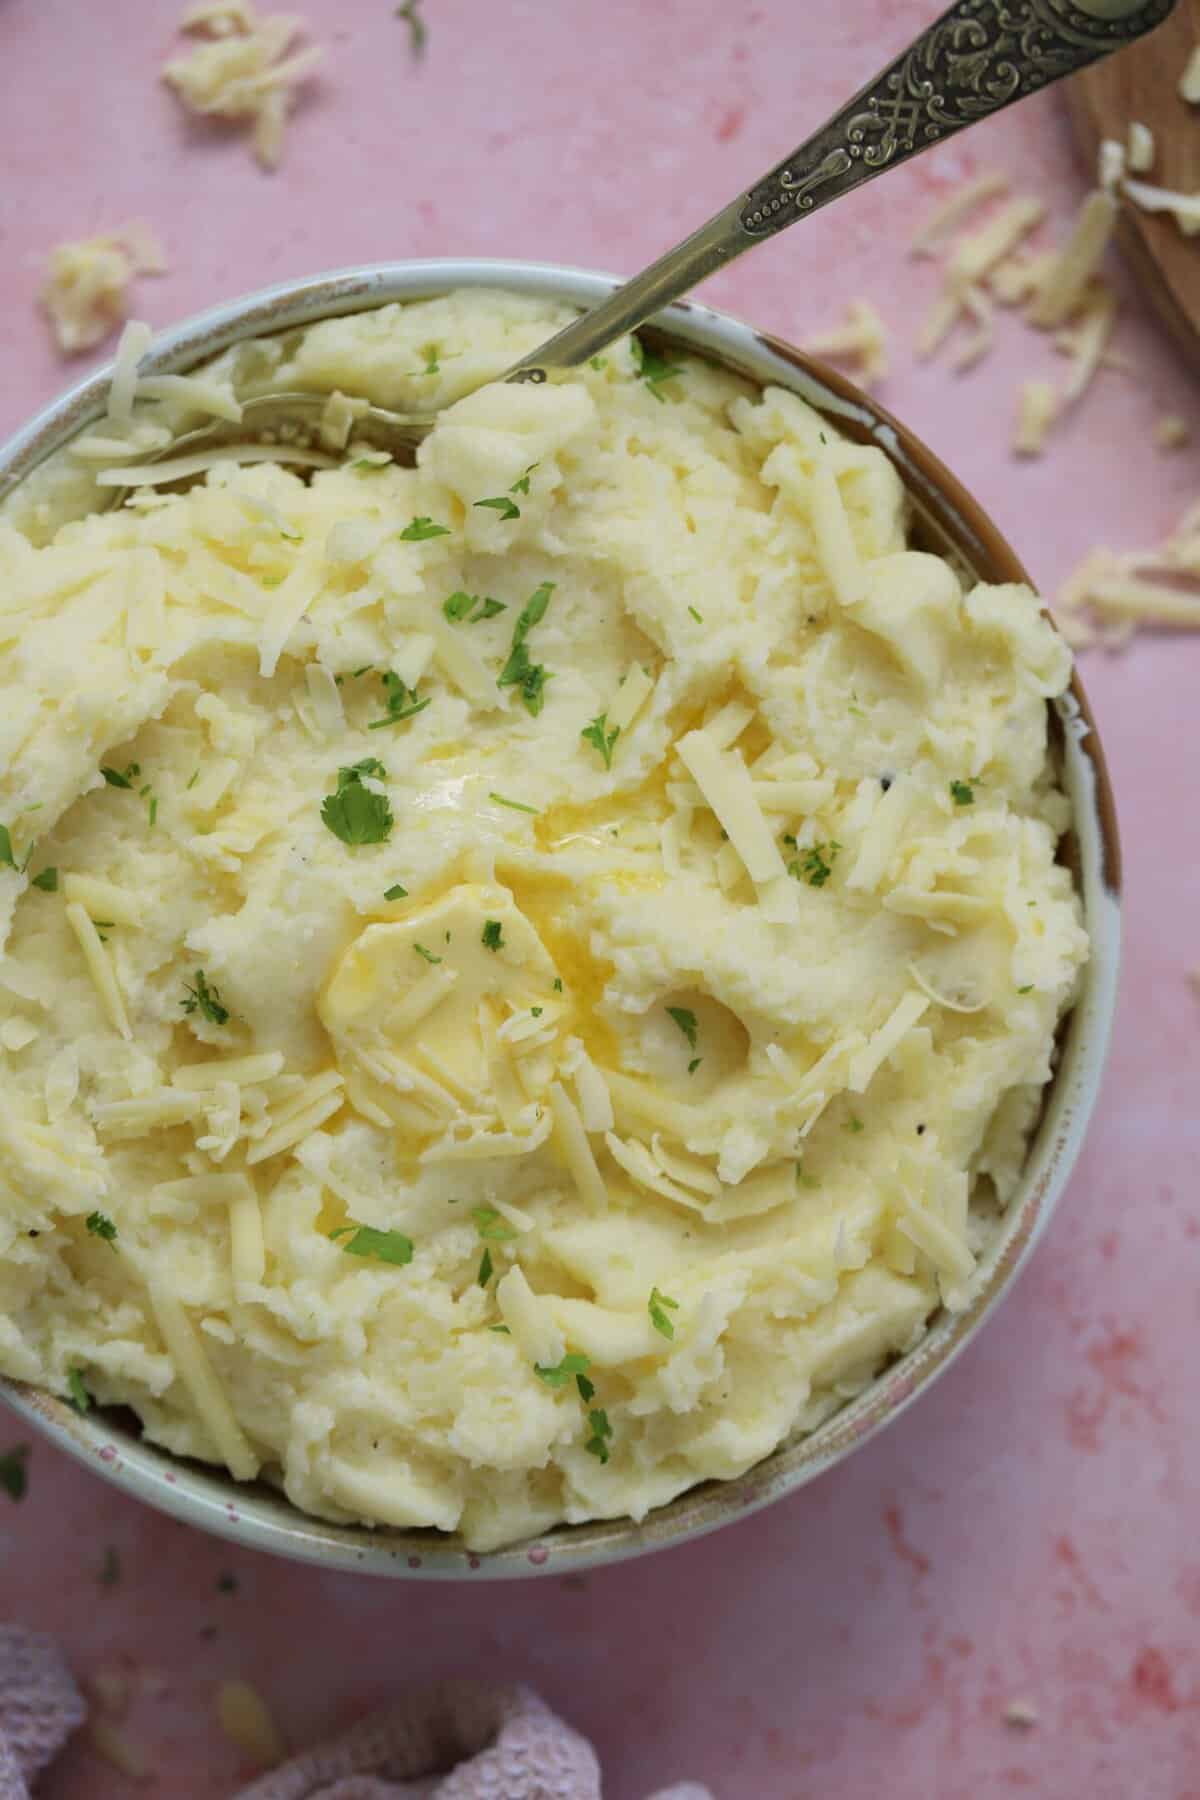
[{"left": 1, "top": 1, "right": 1199, "bottom": 1794}]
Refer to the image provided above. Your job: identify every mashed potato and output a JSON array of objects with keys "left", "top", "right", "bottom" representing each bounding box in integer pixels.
[{"left": 0, "top": 291, "right": 1088, "bottom": 1549}]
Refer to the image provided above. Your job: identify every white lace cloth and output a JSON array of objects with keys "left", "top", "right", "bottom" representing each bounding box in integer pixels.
[{"left": 0, "top": 1626, "right": 711, "bottom": 1800}]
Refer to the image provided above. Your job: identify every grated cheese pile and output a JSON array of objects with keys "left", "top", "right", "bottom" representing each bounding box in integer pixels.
[
  {"left": 39, "top": 224, "right": 168, "bottom": 355},
  {"left": 803, "top": 301, "right": 889, "bottom": 387},
  {"left": 0, "top": 291, "right": 1087, "bottom": 1551},
  {"left": 1056, "top": 496, "right": 1200, "bottom": 648},
  {"left": 907, "top": 171, "right": 1123, "bottom": 459},
  {"left": 162, "top": 0, "right": 323, "bottom": 171}
]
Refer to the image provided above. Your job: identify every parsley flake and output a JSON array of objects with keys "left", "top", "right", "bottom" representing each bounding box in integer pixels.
[
  {"left": 687, "top": 1057, "right": 702, "bottom": 1075},
  {"left": 395, "top": 1, "right": 426, "bottom": 61},
  {"left": 321, "top": 762, "right": 393, "bottom": 845},
  {"left": 101, "top": 764, "right": 138, "bottom": 790},
  {"left": 498, "top": 580, "right": 555, "bottom": 715},
  {"left": 86, "top": 1211, "right": 118, "bottom": 1248},
  {"left": 481, "top": 918, "right": 504, "bottom": 952},
  {"left": 531, "top": 1005, "right": 543, "bottom": 1018},
  {"left": 510, "top": 463, "right": 538, "bottom": 495},
  {"left": 477, "top": 1247, "right": 494, "bottom": 1286},
  {"left": 473, "top": 1205, "right": 517, "bottom": 1242},
  {"left": 30, "top": 867, "right": 58, "bottom": 892},
  {"left": 489, "top": 791, "right": 539, "bottom": 814},
  {"left": 474, "top": 495, "right": 521, "bottom": 521},
  {"left": 180, "top": 970, "right": 229, "bottom": 1025},
  {"left": 98, "top": 1546, "right": 121, "bottom": 1586},
  {"left": 0, "top": 826, "right": 17, "bottom": 870},
  {"left": 413, "top": 943, "right": 442, "bottom": 964},
  {"left": 67, "top": 1367, "right": 91, "bottom": 1413},
  {"left": 330, "top": 1223, "right": 414, "bottom": 1266},
  {"left": 399, "top": 516, "right": 450, "bottom": 541},
  {"left": 0, "top": 1446, "right": 29, "bottom": 1502},
  {"left": 589, "top": 355, "right": 607, "bottom": 371},
  {"left": 384, "top": 883, "right": 408, "bottom": 901},
  {"left": 581, "top": 713, "right": 620, "bottom": 770},
  {"left": 845, "top": 1115, "right": 865, "bottom": 1134},
  {"left": 649, "top": 1287, "right": 680, "bottom": 1340},
  {"left": 688, "top": 605, "right": 703, "bottom": 622},
  {"left": 789, "top": 841, "right": 842, "bottom": 888},
  {"left": 584, "top": 1408, "right": 613, "bottom": 1462},
  {"left": 1017, "top": 983, "right": 1034, "bottom": 994},
  {"left": 186, "top": 769, "right": 201, "bottom": 790},
  {"left": 666, "top": 1006, "right": 698, "bottom": 1050},
  {"left": 442, "top": 590, "right": 476, "bottom": 622},
  {"left": 631, "top": 334, "right": 684, "bottom": 400},
  {"left": 535, "top": 1352, "right": 591, "bottom": 1389},
  {"left": 950, "top": 780, "right": 975, "bottom": 806},
  {"left": 488, "top": 1324, "right": 511, "bottom": 1334},
  {"left": 553, "top": 977, "right": 563, "bottom": 992},
  {"left": 368, "top": 671, "right": 431, "bottom": 731}
]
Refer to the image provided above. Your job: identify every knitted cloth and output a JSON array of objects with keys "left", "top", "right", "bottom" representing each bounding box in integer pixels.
[{"left": 0, "top": 1627, "right": 710, "bottom": 1800}]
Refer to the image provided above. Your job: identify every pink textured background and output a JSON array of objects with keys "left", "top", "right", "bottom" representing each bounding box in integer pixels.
[{"left": 2, "top": 1, "right": 1199, "bottom": 1794}]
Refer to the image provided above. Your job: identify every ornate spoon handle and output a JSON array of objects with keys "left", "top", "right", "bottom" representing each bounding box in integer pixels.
[{"left": 509, "top": 0, "right": 1175, "bottom": 379}]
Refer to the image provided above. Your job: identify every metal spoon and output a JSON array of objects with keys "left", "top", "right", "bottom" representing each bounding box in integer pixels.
[{"left": 112, "top": 0, "right": 1174, "bottom": 487}]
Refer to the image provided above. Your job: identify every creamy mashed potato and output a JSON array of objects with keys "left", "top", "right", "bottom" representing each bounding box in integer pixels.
[{"left": 0, "top": 291, "right": 1088, "bottom": 1549}]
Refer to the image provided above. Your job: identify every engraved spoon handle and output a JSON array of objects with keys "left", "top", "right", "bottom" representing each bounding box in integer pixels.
[{"left": 508, "top": 0, "right": 1175, "bottom": 380}]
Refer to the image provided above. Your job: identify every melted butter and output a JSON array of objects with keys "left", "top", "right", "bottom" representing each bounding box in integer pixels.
[{"left": 495, "top": 864, "right": 621, "bottom": 1068}]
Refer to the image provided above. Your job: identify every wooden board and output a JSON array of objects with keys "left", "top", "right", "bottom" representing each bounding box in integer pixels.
[{"left": 1064, "top": 0, "right": 1200, "bottom": 370}]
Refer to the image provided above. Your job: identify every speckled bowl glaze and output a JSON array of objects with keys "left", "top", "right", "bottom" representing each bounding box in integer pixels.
[{"left": 0, "top": 260, "right": 1122, "bottom": 1579}]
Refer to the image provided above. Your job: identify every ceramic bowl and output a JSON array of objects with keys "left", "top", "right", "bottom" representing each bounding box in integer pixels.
[{"left": 0, "top": 259, "right": 1121, "bottom": 1579}]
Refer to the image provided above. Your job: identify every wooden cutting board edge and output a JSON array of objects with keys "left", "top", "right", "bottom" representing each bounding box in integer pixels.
[{"left": 1063, "top": 0, "right": 1200, "bottom": 376}]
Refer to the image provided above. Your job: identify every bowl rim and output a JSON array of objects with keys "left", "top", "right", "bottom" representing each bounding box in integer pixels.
[{"left": 0, "top": 257, "right": 1122, "bottom": 1580}]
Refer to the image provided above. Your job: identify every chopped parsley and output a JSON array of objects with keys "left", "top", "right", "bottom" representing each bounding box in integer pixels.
[
  {"left": 98, "top": 1546, "right": 121, "bottom": 1587},
  {"left": 419, "top": 344, "right": 440, "bottom": 376},
  {"left": 845, "top": 1115, "right": 865, "bottom": 1134},
  {"left": 531, "top": 1006, "right": 543, "bottom": 1018},
  {"left": 187, "top": 768, "right": 201, "bottom": 789},
  {"left": 589, "top": 355, "right": 607, "bottom": 371},
  {"left": 101, "top": 763, "right": 138, "bottom": 789},
  {"left": 789, "top": 840, "right": 842, "bottom": 888},
  {"left": 477, "top": 1247, "right": 494, "bottom": 1286},
  {"left": 147, "top": 792, "right": 158, "bottom": 827},
  {"left": 0, "top": 826, "right": 17, "bottom": 870},
  {"left": 488, "top": 1324, "right": 511, "bottom": 1334},
  {"left": 497, "top": 580, "right": 555, "bottom": 715},
  {"left": 444, "top": 590, "right": 506, "bottom": 624},
  {"left": 584, "top": 1408, "right": 613, "bottom": 1462},
  {"left": 576, "top": 1371, "right": 596, "bottom": 1402},
  {"left": 368, "top": 671, "right": 431, "bottom": 730},
  {"left": 649, "top": 1287, "right": 679, "bottom": 1340},
  {"left": 86, "top": 1211, "right": 118, "bottom": 1248},
  {"left": 413, "top": 943, "right": 442, "bottom": 964},
  {"left": 666, "top": 1005, "right": 698, "bottom": 1050},
  {"left": 488, "top": 791, "right": 539, "bottom": 814},
  {"left": 67, "top": 1367, "right": 91, "bottom": 1413},
  {"left": 796, "top": 1167, "right": 820, "bottom": 1190},
  {"left": 30, "top": 866, "right": 58, "bottom": 892},
  {"left": 1017, "top": 984, "right": 1033, "bottom": 994},
  {"left": 180, "top": 970, "right": 230, "bottom": 1025},
  {"left": 950, "top": 780, "right": 975, "bottom": 806},
  {"left": 474, "top": 495, "right": 521, "bottom": 521},
  {"left": 329, "top": 1223, "right": 414, "bottom": 1266},
  {"left": 384, "top": 883, "right": 409, "bottom": 901},
  {"left": 581, "top": 713, "right": 620, "bottom": 770},
  {"left": 395, "top": 0, "right": 426, "bottom": 60},
  {"left": 0, "top": 1446, "right": 29, "bottom": 1502},
  {"left": 399, "top": 515, "right": 450, "bottom": 541},
  {"left": 534, "top": 1352, "right": 591, "bottom": 1389},
  {"left": 473, "top": 1205, "right": 517, "bottom": 1242},
  {"left": 481, "top": 919, "right": 504, "bottom": 952},
  {"left": 687, "top": 1057, "right": 702, "bottom": 1075},
  {"left": 687, "top": 606, "right": 703, "bottom": 622},
  {"left": 321, "top": 761, "right": 393, "bottom": 846},
  {"left": 510, "top": 463, "right": 538, "bottom": 495},
  {"left": 553, "top": 977, "right": 563, "bottom": 992},
  {"left": 92, "top": 920, "right": 113, "bottom": 943},
  {"left": 631, "top": 334, "right": 684, "bottom": 400}
]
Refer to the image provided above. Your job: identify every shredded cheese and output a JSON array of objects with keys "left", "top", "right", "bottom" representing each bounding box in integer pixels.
[
  {"left": 1127, "top": 121, "right": 1155, "bottom": 174},
  {"left": 1027, "top": 191, "right": 1118, "bottom": 329},
  {"left": 62, "top": 873, "right": 144, "bottom": 926},
  {"left": 148, "top": 1282, "right": 259, "bottom": 1479},
  {"left": 1011, "top": 380, "right": 1059, "bottom": 458},
  {"left": 808, "top": 460, "right": 866, "bottom": 606},
  {"left": 65, "top": 902, "right": 131, "bottom": 1041},
  {"left": 1179, "top": 44, "right": 1200, "bottom": 103},
  {"left": 607, "top": 663, "right": 655, "bottom": 734},
  {"left": 908, "top": 170, "right": 1009, "bottom": 257},
  {"left": 1122, "top": 177, "right": 1200, "bottom": 236},
  {"left": 163, "top": 2, "right": 323, "bottom": 172},
  {"left": 108, "top": 322, "right": 155, "bottom": 424},
  {"left": 547, "top": 1081, "right": 608, "bottom": 1210},
  {"left": 676, "top": 729, "right": 787, "bottom": 888},
  {"left": 804, "top": 300, "right": 889, "bottom": 385},
  {"left": 227, "top": 1175, "right": 266, "bottom": 1286},
  {"left": 216, "top": 1680, "right": 286, "bottom": 1766},
  {"left": 39, "top": 226, "right": 167, "bottom": 355}
]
